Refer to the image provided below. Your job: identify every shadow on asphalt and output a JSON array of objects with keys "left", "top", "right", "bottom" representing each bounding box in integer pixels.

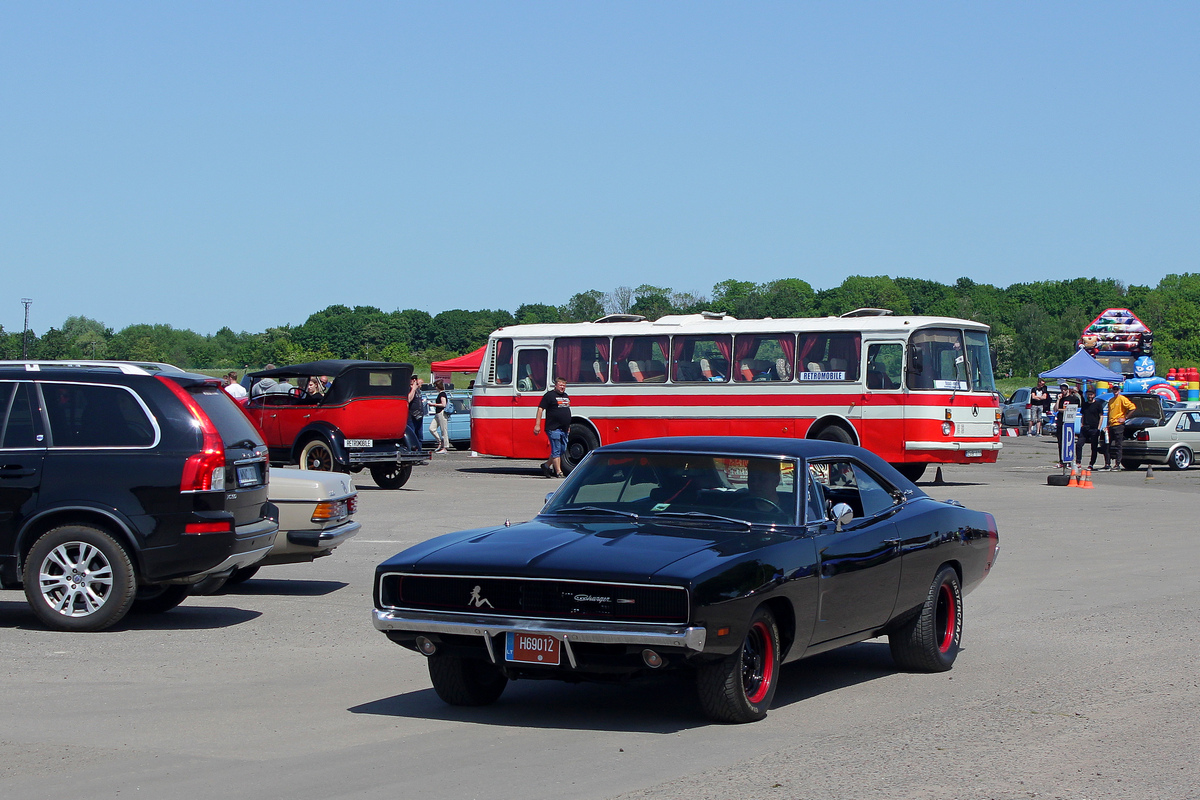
[
  {"left": 350, "top": 641, "right": 906, "bottom": 731},
  {"left": 456, "top": 466, "right": 552, "bottom": 479},
  {"left": 219, "top": 578, "right": 348, "bottom": 597},
  {"left": 0, "top": 599, "right": 262, "bottom": 631}
]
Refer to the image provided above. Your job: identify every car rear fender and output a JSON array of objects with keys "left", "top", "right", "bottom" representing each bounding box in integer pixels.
[
  {"left": 16, "top": 505, "right": 143, "bottom": 579},
  {"left": 291, "top": 422, "right": 348, "bottom": 466}
]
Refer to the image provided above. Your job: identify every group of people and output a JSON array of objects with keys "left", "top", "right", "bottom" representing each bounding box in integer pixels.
[
  {"left": 408, "top": 375, "right": 453, "bottom": 454},
  {"left": 1036, "top": 378, "right": 1139, "bottom": 471}
]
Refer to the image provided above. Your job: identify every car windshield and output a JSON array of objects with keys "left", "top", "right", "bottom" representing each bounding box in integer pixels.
[{"left": 543, "top": 452, "right": 800, "bottom": 526}]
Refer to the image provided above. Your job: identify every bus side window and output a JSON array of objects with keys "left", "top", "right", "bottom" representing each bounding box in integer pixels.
[
  {"left": 515, "top": 349, "right": 548, "bottom": 392},
  {"left": 866, "top": 343, "right": 903, "bottom": 390},
  {"left": 491, "top": 338, "right": 514, "bottom": 385}
]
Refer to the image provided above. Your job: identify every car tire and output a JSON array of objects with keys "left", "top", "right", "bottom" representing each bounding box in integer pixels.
[
  {"left": 814, "top": 425, "right": 854, "bottom": 445},
  {"left": 24, "top": 525, "right": 138, "bottom": 632},
  {"left": 427, "top": 654, "right": 508, "bottom": 706},
  {"left": 452, "top": 441, "right": 471, "bottom": 451},
  {"left": 300, "top": 438, "right": 339, "bottom": 472},
  {"left": 695, "top": 606, "right": 781, "bottom": 724},
  {"left": 370, "top": 462, "right": 412, "bottom": 489},
  {"left": 561, "top": 424, "right": 600, "bottom": 475},
  {"left": 1169, "top": 446, "right": 1192, "bottom": 471},
  {"left": 1016, "top": 414, "right": 1024, "bottom": 432},
  {"left": 889, "top": 565, "right": 962, "bottom": 672},
  {"left": 1121, "top": 460, "right": 1143, "bottom": 471},
  {"left": 130, "top": 584, "right": 190, "bottom": 614},
  {"left": 226, "top": 565, "right": 260, "bottom": 585},
  {"left": 893, "top": 463, "right": 927, "bottom": 482}
]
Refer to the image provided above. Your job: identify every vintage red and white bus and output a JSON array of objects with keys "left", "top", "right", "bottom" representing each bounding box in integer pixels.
[{"left": 469, "top": 310, "right": 1001, "bottom": 480}]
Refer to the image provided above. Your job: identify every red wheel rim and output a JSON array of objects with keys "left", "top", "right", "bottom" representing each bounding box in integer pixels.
[
  {"left": 936, "top": 582, "right": 957, "bottom": 653},
  {"left": 742, "top": 620, "right": 775, "bottom": 704}
]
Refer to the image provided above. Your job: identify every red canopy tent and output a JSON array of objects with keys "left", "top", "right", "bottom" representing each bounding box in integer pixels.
[{"left": 431, "top": 345, "right": 486, "bottom": 385}]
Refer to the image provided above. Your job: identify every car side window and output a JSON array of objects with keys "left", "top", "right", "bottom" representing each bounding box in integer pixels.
[
  {"left": 42, "top": 383, "right": 155, "bottom": 448},
  {"left": 1, "top": 383, "right": 43, "bottom": 449},
  {"left": 808, "top": 459, "right": 896, "bottom": 520},
  {"left": 1179, "top": 412, "right": 1200, "bottom": 432}
]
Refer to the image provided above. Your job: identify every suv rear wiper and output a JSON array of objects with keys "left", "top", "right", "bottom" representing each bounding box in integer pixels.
[
  {"left": 651, "top": 511, "right": 752, "bottom": 530},
  {"left": 554, "top": 506, "right": 640, "bottom": 521}
]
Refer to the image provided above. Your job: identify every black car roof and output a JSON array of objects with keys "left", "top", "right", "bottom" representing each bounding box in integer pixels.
[
  {"left": 596, "top": 436, "right": 926, "bottom": 495},
  {"left": 248, "top": 360, "right": 412, "bottom": 379}
]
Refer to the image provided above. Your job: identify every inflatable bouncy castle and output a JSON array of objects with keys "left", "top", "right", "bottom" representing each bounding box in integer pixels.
[{"left": 1080, "top": 308, "right": 1199, "bottom": 402}]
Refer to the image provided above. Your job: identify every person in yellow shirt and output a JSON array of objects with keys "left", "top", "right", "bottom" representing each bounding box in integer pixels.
[{"left": 1106, "top": 384, "right": 1137, "bottom": 470}]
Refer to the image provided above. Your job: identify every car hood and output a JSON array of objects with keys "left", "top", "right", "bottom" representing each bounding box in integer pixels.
[{"left": 386, "top": 517, "right": 771, "bottom": 583}]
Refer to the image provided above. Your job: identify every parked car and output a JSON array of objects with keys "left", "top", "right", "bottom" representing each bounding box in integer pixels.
[
  {"left": 1124, "top": 408, "right": 1200, "bottom": 470},
  {"left": 241, "top": 360, "right": 427, "bottom": 489},
  {"left": 194, "top": 467, "right": 361, "bottom": 594},
  {"left": 421, "top": 391, "right": 472, "bottom": 451},
  {"left": 0, "top": 361, "right": 278, "bottom": 631},
  {"left": 373, "top": 436, "right": 1000, "bottom": 723},
  {"left": 1000, "top": 387, "right": 1033, "bottom": 429}
]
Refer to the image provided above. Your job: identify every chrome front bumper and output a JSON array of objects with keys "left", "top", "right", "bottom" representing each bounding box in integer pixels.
[{"left": 372, "top": 608, "right": 708, "bottom": 666}]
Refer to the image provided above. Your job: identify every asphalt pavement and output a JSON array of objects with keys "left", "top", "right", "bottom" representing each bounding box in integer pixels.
[{"left": 2, "top": 438, "right": 1196, "bottom": 800}]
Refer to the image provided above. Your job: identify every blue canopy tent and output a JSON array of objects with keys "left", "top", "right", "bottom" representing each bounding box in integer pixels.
[{"left": 1039, "top": 349, "right": 1124, "bottom": 384}]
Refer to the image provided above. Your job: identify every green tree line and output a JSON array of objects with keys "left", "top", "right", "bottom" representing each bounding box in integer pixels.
[{"left": 5, "top": 274, "right": 1200, "bottom": 376}]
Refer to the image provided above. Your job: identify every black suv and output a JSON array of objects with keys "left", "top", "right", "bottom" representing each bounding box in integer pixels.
[{"left": 0, "top": 361, "right": 278, "bottom": 631}]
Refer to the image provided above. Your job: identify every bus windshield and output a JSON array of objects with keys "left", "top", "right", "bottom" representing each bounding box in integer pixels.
[{"left": 964, "top": 331, "right": 996, "bottom": 392}]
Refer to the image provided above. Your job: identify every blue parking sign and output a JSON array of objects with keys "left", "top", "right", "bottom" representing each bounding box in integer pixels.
[{"left": 1061, "top": 421, "right": 1075, "bottom": 463}]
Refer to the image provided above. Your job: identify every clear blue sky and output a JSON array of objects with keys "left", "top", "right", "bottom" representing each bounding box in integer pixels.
[{"left": 3, "top": 2, "right": 1197, "bottom": 336}]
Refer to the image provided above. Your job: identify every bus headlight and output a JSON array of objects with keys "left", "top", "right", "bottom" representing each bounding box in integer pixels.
[
  {"left": 942, "top": 421, "right": 953, "bottom": 436},
  {"left": 993, "top": 422, "right": 1000, "bottom": 436}
]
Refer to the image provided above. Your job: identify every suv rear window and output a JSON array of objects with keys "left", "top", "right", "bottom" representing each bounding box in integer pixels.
[
  {"left": 190, "top": 385, "right": 265, "bottom": 447},
  {"left": 43, "top": 382, "right": 156, "bottom": 447}
]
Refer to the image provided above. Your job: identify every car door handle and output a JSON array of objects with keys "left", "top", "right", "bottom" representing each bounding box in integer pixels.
[
  {"left": 0, "top": 465, "right": 37, "bottom": 477},
  {"left": 884, "top": 538, "right": 901, "bottom": 552},
  {"left": 303, "top": 414, "right": 311, "bottom": 419}
]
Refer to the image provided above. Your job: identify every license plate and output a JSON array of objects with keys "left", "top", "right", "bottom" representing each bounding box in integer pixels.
[
  {"left": 344, "top": 439, "right": 373, "bottom": 448},
  {"left": 236, "top": 465, "right": 259, "bottom": 486},
  {"left": 965, "top": 449, "right": 983, "bottom": 458},
  {"left": 504, "top": 632, "right": 560, "bottom": 666}
]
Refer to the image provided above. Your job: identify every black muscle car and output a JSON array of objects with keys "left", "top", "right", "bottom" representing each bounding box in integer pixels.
[{"left": 372, "top": 437, "right": 999, "bottom": 723}]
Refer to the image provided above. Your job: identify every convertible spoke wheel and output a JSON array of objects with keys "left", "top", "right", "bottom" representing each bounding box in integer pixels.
[
  {"left": 889, "top": 565, "right": 962, "bottom": 672},
  {"left": 1170, "top": 446, "right": 1192, "bottom": 471},
  {"left": 300, "top": 439, "right": 337, "bottom": 472},
  {"left": 696, "top": 607, "right": 780, "bottom": 723},
  {"left": 370, "top": 463, "right": 412, "bottom": 489},
  {"left": 24, "top": 525, "right": 136, "bottom": 632},
  {"left": 427, "top": 654, "right": 508, "bottom": 706}
]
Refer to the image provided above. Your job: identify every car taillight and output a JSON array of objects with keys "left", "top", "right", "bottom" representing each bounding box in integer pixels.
[
  {"left": 157, "top": 376, "right": 227, "bottom": 492},
  {"left": 347, "top": 494, "right": 358, "bottom": 515},
  {"left": 1135, "top": 430, "right": 1149, "bottom": 441},
  {"left": 312, "top": 499, "right": 349, "bottom": 523}
]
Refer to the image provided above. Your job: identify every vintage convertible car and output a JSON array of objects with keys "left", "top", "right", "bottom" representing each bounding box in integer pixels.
[
  {"left": 241, "top": 360, "right": 427, "bottom": 488},
  {"left": 373, "top": 436, "right": 999, "bottom": 723}
]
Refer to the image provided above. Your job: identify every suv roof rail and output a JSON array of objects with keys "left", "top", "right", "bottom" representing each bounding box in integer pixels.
[{"left": 0, "top": 360, "right": 184, "bottom": 375}]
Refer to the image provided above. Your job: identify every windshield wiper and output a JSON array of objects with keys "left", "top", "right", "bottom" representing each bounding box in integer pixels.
[
  {"left": 651, "top": 511, "right": 753, "bottom": 529},
  {"left": 553, "top": 506, "right": 640, "bottom": 521}
]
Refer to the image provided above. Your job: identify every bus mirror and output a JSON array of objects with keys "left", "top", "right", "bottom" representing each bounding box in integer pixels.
[{"left": 907, "top": 350, "right": 923, "bottom": 374}]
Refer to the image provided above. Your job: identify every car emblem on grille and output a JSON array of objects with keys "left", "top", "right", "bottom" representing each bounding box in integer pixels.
[{"left": 468, "top": 585, "right": 493, "bottom": 608}]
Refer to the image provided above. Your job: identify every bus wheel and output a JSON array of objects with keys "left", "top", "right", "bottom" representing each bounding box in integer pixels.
[
  {"left": 562, "top": 424, "right": 599, "bottom": 475},
  {"left": 893, "top": 463, "right": 927, "bottom": 482},
  {"left": 814, "top": 426, "right": 854, "bottom": 445}
]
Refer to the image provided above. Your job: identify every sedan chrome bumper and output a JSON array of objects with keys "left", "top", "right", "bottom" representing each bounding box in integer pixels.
[
  {"left": 372, "top": 607, "right": 708, "bottom": 665},
  {"left": 285, "top": 519, "right": 361, "bottom": 549}
]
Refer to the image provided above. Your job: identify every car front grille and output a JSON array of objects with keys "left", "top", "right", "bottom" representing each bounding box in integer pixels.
[{"left": 380, "top": 574, "right": 689, "bottom": 624}]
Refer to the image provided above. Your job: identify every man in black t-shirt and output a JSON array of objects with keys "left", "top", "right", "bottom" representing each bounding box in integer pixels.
[
  {"left": 533, "top": 377, "right": 570, "bottom": 478},
  {"left": 1079, "top": 387, "right": 1109, "bottom": 469},
  {"left": 1030, "top": 379, "right": 1050, "bottom": 435}
]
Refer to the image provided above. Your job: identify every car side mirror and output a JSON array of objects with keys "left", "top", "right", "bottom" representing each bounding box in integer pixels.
[
  {"left": 831, "top": 502, "right": 854, "bottom": 532},
  {"left": 544, "top": 491, "right": 555, "bottom": 505}
]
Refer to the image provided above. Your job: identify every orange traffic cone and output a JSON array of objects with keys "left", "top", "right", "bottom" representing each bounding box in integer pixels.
[
  {"left": 1067, "top": 465, "right": 1079, "bottom": 487},
  {"left": 1079, "top": 468, "right": 1093, "bottom": 489}
]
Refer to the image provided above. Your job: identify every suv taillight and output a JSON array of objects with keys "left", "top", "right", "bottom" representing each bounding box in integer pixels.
[{"left": 157, "top": 376, "right": 227, "bottom": 492}]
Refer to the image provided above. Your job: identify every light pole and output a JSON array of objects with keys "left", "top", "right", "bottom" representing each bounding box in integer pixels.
[{"left": 21, "top": 298, "right": 32, "bottom": 359}]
